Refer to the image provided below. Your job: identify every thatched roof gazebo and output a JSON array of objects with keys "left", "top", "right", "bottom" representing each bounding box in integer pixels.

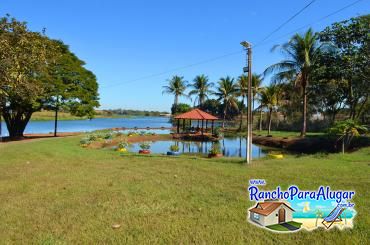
[{"left": 173, "top": 109, "right": 219, "bottom": 137}]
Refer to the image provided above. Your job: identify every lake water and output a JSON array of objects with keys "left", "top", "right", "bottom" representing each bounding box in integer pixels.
[{"left": 0, "top": 117, "right": 172, "bottom": 136}]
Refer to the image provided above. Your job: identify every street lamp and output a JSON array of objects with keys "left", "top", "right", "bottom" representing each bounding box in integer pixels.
[{"left": 241, "top": 41, "right": 252, "bottom": 163}]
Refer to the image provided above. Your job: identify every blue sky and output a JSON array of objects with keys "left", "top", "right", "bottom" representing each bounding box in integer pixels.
[{"left": 1, "top": 0, "right": 368, "bottom": 111}]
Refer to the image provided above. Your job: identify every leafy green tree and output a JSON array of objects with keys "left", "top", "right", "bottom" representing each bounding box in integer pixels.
[
  {"left": 260, "top": 84, "right": 282, "bottom": 135},
  {"left": 0, "top": 15, "right": 99, "bottom": 138},
  {"left": 199, "top": 99, "right": 222, "bottom": 116},
  {"left": 45, "top": 40, "right": 99, "bottom": 136},
  {"left": 162, "top": 75, "right": 188, "bottom": 114},
  {"left": 264, "top": 28, "right": 321, "bottom": 137},
  {"left": 328, "top": 119, "right": 367, "bottom": 154},
  {"left": 319, "top": 15, "right": 370, "bottom": 121},
  {"left": 213, "top": 76, "right": 238, "bottom": 128},
  {"left": 171, "top": 103, "right": 191, "bottom": 114},
  {"left": 188, "top": 75, "right": 213, "bottom": 107}
]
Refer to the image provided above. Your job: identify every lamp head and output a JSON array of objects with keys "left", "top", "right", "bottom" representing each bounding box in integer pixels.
[{"left": 240, "top": 41, "right": 250, "bottom": 48}]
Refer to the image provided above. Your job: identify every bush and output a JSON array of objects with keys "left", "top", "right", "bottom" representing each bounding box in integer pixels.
[
  {"left": 209, "top": 143, "right": 221, "bottom": 155},
  {"left": 169, "top": 144, "right": 179, "bottom": 152},
  {"left": 139, "top": 141, "right": 152, "bottom": 150},
  {"left": 171, "top": 103, "right": 191, "bottom": 115}
]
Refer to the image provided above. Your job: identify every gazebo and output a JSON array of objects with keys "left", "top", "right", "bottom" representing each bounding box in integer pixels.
[{"left": 173, "top": 109, "right": 219, "bottom": 136}]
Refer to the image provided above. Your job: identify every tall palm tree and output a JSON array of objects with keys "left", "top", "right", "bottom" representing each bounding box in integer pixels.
[
  {"left": 264, "top": 28, "right": 321, "bottom": 137},
  {"left": 214, "top": 76, "right": 238, "bottom": 128},
  {"left": 251, "top": 74, "right": 264, "bottom": 131},
  {"left": 260, "top": 84, "right": 281, "bottom": 135},
  {"left": 237, "top": 74, "right": 264, "bottom": 130},
  {"left": 188, "top": 75, "right": 214, "bottom": 107},
  {"left": 162, "top": 75, "right": 188, "bottom": 113},
  {"left": 236, "top": 75, "right": 248, "bottom": 130}
]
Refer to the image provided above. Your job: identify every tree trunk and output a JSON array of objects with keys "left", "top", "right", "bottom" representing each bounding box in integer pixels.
[
  {"left": 2, "top": 109, "right": 33, "bottom": 139},
  {"left": 54, "top": 106, "right": 59, "bottom": 137},
  {"left": 300, "top": 83, "right": 307, "bottom": 137},
  {"left": 259, "top": 108, "right": 263, "bottom": 131},
  {"left": 268, "top": 108, "right": 272, "bottom": 135},
  {"left": 239, "top": 96, "right": 244, "bottom": 130},
  {"left": 222, "top": 104, "right": 227, "bottom": 129}
]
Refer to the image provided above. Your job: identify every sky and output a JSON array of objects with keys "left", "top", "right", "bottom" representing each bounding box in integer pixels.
[{"left": 1, "top": 0, "right": 369, "bottom": 112}]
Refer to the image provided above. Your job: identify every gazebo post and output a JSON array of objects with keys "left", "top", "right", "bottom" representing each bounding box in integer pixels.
[
  {"left": 211, "top": 120, "right": 214, "bottom": 134},
  {"left": 205, "top": 120, "right": 208, "bottom": 132},
  {"left": 197, "top": 120, "right": 199, "bottom": 129},
  {"left": 177, "top": 119, "right": 180, "bottom": 133},
  {"left": 182, "top": 119, "right": 185, "bottom": 132},
  {"left": 201, "top": 119, "right": 204, "bottom": 135}
]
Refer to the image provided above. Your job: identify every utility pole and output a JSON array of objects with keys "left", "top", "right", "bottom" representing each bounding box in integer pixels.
[{"left": 241, "top": 41, "right": 252, "bottom": 163}]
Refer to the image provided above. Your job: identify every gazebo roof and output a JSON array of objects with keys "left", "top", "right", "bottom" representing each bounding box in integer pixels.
[{"left": 174, "top": 109, "right": 218, "bottom": 120}]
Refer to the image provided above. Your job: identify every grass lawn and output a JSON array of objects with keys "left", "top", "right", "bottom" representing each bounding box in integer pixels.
[
  {"left": 266, "top": 221, "right": 302, "bottom": 232},
  {"left": 0, "top": 137, "right": 369, "bottom": 243}
]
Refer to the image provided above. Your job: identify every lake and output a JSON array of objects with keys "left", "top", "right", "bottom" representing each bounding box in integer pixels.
[{"left": 0, "top": 117, "right": 172, "bottom": 136}]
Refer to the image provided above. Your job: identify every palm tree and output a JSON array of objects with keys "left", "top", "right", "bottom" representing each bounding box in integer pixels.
[
  {"left": 236, "top": 75, "right": 248, "bottom": 130},
  {"left": 260, "top": 84, "right": 281, "bottom": 135},
  {"left": 214, "top": 76, "right": 238, "bottom": 128},
  {"left": 162, "top": 75, "right": 188, "bottom": 113},
  {"left": 251, "top": 74, "right": 264, "bottom": 131},
  {"left": 264, "top": 28, "right": 321, "bottom": 137},
  {"left": 188, "top": 75, "right": 214, "bottom": 107},
  {"left": 315, "top": 209, "right": 324, "bottom": 227}
]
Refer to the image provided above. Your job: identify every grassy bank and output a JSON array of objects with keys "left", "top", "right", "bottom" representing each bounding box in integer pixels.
[{"left": 0, "top": 137, "right": 369, "bottom": 243}]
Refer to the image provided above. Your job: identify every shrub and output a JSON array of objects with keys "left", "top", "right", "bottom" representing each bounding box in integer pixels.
[
  {"left": 169, "top": 144, "right": 179, "bottom": 152},
  {"left": 139, "top": 141, "right": 152, "bottom": 150},
  {"left": 209, "top": 143, "right": 221, "bottom": 155},
  {"left": 118, "top": 140, "right": 129, "bottom": 149}
]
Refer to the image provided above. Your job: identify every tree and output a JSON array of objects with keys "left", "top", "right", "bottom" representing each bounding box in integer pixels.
[
  {"left": 319, "top": 15, "right": 370, "bottom": 121},
  {"left": 0, "top": 15, "right": 99, "bottom": 138},
  {"left": 264, "top": 28, "right": 321, "bottom": 137},
  {"left": 213, "top": 76, "right": 238, "bottom": 128},
  {"left": 251, "top": 74, "right": 264, "bottom": 131},
  {"left": 45, "top": 40, "right": 99, "bottom": 136},
  {"left": 162, "top": 75, "right": 187, "bottom": 114},
  {"left": 200, "top": 99, "right": 222, "bottom": 116},
  {"left": 188, "top": 74, "right": 213, "bottom": 107},
  {"left": 171, "top": 103, "right": 191, "bottom": 114},
  {"left": 260, "top": 84, "right": 281, "bottom": 135},
  {"left": 328, "top": 119, "right": 367, "bottom": 154},
  {"left": 236, "top": 75, "right": 248, "bottom": 130}
]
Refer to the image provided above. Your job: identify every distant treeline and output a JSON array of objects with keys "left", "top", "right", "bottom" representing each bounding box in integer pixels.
[{"left": 97, "top": 109, "right": 169, "bottom": 117}]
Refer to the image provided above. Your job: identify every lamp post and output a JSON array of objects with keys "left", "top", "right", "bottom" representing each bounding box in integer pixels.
[{"left": 241, "top": 41, "right": 252, "bottom": 163}]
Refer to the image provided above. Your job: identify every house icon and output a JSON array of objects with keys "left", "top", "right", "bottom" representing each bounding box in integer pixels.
[{"left": 249, "top": 201, "right": 295, "bottom": 227}]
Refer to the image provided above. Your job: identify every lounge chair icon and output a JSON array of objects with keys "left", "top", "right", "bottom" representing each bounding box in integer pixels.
[{"left": 322, "top": 205, "right": 346, "bottom": 229}]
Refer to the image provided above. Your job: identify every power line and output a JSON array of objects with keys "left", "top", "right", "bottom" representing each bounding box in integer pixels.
[
  {"left": 101, "top": 0, "right": 363, "bottom": 90},
  {"left": 256, "top": 0, "right": 317, "bottom": 45},
  {"left": 268, "top": 0, "right": 366, "bottom": 45}
]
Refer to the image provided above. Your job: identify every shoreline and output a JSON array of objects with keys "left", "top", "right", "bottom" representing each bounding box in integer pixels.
[{"left": 294, "top": 218, "right": 353, "bottom": 230}]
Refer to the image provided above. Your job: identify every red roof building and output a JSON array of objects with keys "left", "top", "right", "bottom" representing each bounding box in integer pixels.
[{"left": 173, "top": 109, "right": 218, "bottom": 134}]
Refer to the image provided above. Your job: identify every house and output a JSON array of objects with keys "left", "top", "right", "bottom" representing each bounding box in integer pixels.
[{"left": 249, "top": 201, "right": 294, "bottom": 226}]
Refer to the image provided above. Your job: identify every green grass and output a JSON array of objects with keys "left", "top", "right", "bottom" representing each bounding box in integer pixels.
[
  {"left": 266, "top": 224, "right": 290, "bottom": 231},
  {"left": 0, "top": 137, "right": 369, "bottom": 243},
  {"left": 266, "top": 221, "right": 302, "bottom": 232},
  {"left": 288, "top": 221, "right": 303, "bottom": 228}
]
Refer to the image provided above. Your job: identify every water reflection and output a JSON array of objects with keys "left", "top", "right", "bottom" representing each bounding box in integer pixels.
[{"left": 129, "top": 137, "right": 267, "bottom": 158}]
